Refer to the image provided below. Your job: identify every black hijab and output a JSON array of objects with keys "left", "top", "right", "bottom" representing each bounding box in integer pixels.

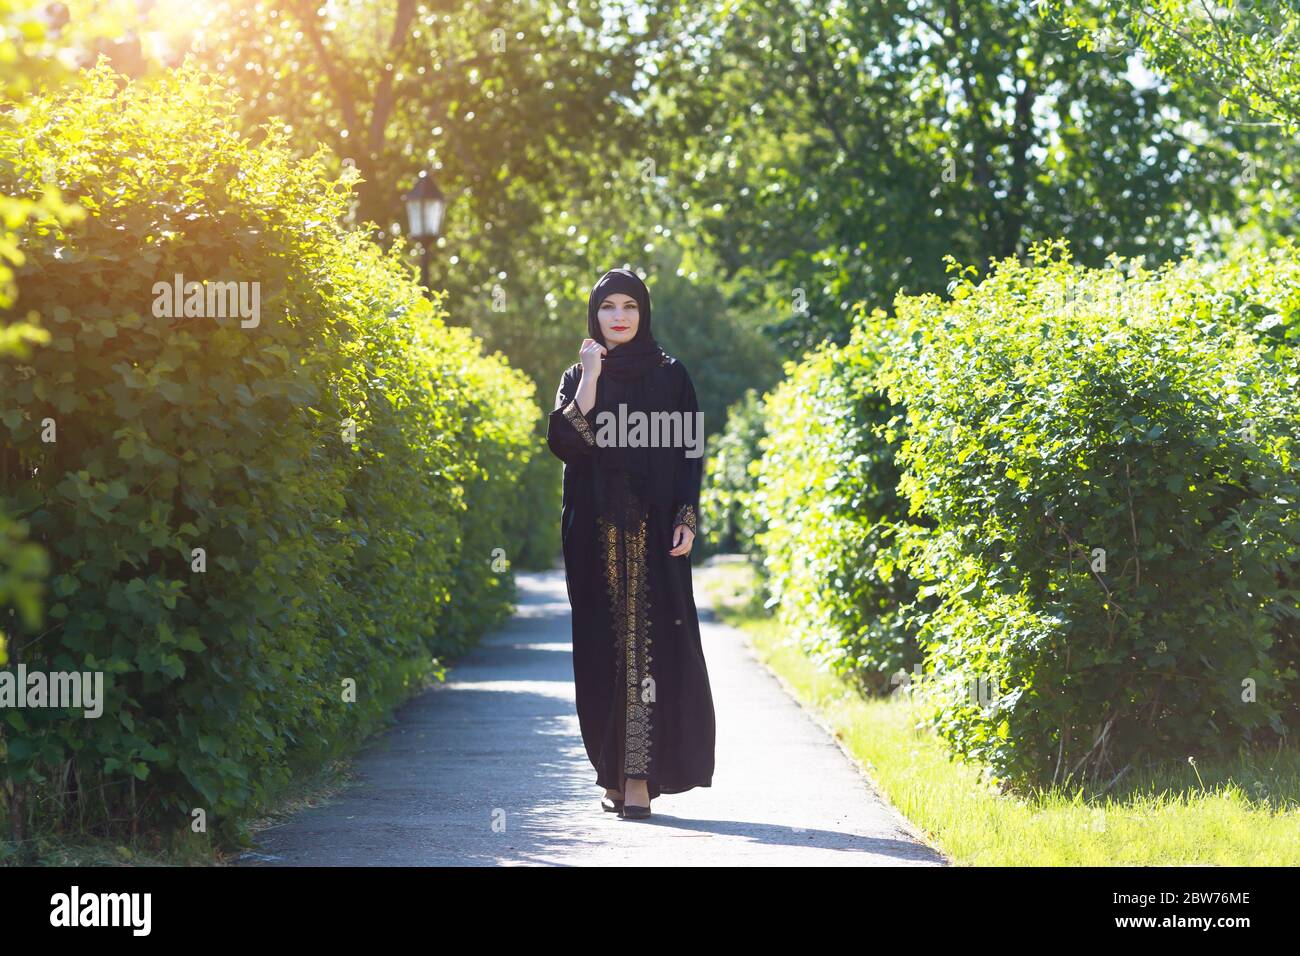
[
  {"left": 587, "top": 268, "right": 663, "bottom": 378},
  {"left": 586, "top": 268, "right": 668, "bottom": 514}
]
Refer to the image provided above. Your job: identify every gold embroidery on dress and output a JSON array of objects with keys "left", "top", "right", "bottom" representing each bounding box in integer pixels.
[
  {"left": 597, "top": 493, "right": 653, "bottom": 778},
  {"left": 561, "top": 399, "right": 596, "bottom": 445},
  {"left": 673, "top": 504, "right": 697, "bottom": 535}
]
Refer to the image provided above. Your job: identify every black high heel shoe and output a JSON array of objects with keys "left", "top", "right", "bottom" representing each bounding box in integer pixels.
[
  {"left": 600, "top": 795, "right": 624, "bottom": 813},
  {"left": 618, "top": 800, "right": 651, "bottom": 820}
]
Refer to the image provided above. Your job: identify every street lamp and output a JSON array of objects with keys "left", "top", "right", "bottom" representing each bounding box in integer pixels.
[{"left": 403, "top": 170, "right": 446, "bottom": 295}]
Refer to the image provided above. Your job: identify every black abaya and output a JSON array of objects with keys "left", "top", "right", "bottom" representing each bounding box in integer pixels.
[{"left": 546, "top": 354, "right": 716, "bottom": 799}]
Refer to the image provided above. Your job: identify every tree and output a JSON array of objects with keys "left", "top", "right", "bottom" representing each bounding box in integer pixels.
[
  {"left": 644, "top": 0, "right": 1252, "bottom": 351},
  {"left": 1055, "top": 1, "right": 1300, "bottom": 132},
  {"left": 186, "top": 0, "right": 682, "bottom": 388}
]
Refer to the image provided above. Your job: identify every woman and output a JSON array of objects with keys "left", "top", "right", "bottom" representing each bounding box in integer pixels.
[{"left": 546, "top": 267, "right": 716, "bottom": 820}]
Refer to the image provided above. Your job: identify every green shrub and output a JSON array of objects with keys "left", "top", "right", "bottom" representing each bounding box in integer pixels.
[
  {"left": 752, "top": 323, "right": 924, "bottom": 693},
  {"left": 699, "top": 388, "right": 767, "bottom": 559},
  {"left": 509, "top": 445, "right": 562, "bottom": 570},
  {"left": 880, "top": 240, "right": 1300, "bottom": 789},
  {"left": 0, "top": 63, "right": 536, "bottom": 849},
  {"left": 0, "top": 1, "right": 83, "bottom": 672},
  {"left": 431, "top": 333, "right": 540, "bottom": 648}
]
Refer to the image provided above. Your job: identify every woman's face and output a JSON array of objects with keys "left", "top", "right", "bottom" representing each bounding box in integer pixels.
[{"left": 597, "top": 293, "right": 640, "bottom": 347}]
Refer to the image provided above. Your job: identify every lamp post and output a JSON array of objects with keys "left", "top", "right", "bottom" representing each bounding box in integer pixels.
[{"left": 402, "top": 170, "right": 446, "bottom": 296}]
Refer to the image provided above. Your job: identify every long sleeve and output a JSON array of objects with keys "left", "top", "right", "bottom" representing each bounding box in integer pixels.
[
  {"left": 671, "top": 363, "right": 702, "bottom": 535},
  {"left": 546, "top": 364, "right": 599, "bottom": 463}
]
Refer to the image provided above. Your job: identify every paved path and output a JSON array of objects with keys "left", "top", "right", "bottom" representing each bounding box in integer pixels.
[{"left": 237, "top": 568, "right": 948, "bottom": 866}]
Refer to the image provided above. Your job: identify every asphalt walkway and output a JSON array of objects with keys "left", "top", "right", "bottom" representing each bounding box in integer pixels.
[{"left": 237, "top": 568, "right": 948, "bottom": 866}]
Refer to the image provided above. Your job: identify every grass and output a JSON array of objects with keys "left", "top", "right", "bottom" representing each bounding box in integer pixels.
[{"left": 694, "top": 557, "right": 1300, "bottom": 866}]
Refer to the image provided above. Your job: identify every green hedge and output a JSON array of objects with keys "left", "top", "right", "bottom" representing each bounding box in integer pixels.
[
  {"left": 699, "top": 388, "right": 766, "bottom": 559},
  {"left": 751, "top": 330, "right": 924, "bottom": 693},
  {"left": 750, "top": 238, "right": 1300, "bottom": 790},
  {"left": 0, "top": 64, "right": 537, "bottom": 850},
  {"left": 884, "top": 241, "right": 1300, "bottom": 787},
  {"left": 0, "top": 36, "right": 82, "bottom": 684}
]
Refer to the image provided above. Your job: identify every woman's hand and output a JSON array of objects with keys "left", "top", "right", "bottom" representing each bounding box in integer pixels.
[
  {"left": 579, "top": 338, "right": 606, "bottom": 379},
  {"left": 669, "top": 524, "right": 695, "bottom": 557},
  {"left": 575, "top": 338, "right": 605, "bottom": 414}
]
